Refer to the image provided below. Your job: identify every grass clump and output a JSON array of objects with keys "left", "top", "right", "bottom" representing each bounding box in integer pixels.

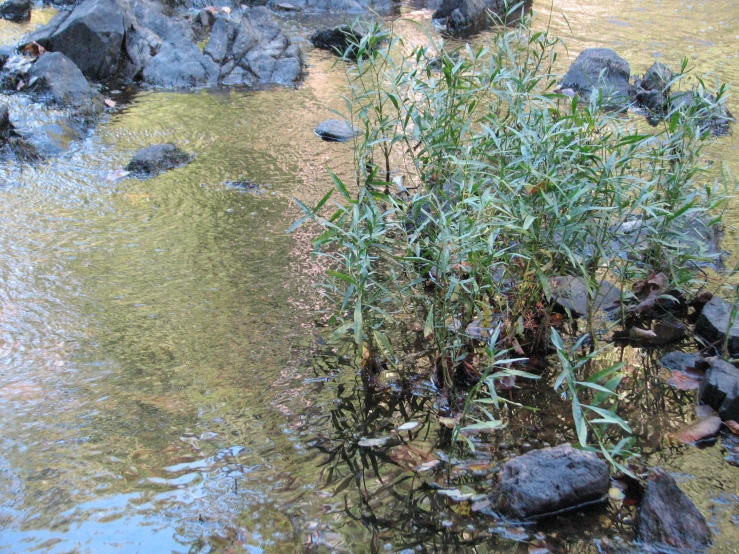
[{"left": 292, "top": 18, "right": 736, "bottom": 463}]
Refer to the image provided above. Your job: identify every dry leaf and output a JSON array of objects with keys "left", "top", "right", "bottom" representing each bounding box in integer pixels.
[
  {"left": 105, "top": 169, "right": 130, "bottom": 182},
  {"left": 666, "top": 370, "right": 702, "bottom": 390},
  {"left": 357, "top": 437, "right": 390, "bottom": 448},
  {"left": 104, "top": 98, "right": 117, "bottom": 108},
  {"left": 676, "top": 415, "right": 721, "bottom": 444},
  {"left": 438, "top": 415, "right": 461, "bottom": 428},
  {"left": 398, "top": 421, "right": 420, "bottom": 431},
  {"left": 724, "top": 420, "right": 739, "bottom": 435}
]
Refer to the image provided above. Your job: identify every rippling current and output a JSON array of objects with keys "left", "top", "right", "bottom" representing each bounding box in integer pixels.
[{"left": 0, "top": 1, "right": 738, "bottom": 552}]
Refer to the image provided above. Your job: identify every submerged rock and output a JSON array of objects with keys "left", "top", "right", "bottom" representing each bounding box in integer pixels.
[
  {"left": 550, "top": 276, "right": 621, "bottom": 318},
  {"left": 0, "top": 0, "right": 31, "bottom": 22},
  {"left": 560, "top": 48, "right": 631, "bottom": 109},
  {"left": 699, "top": 357, "right": 739, "bottom": 422},
  {"left": 126, "top": 143, "right": 193, "bottom": 178},
  {"left": 433, "top": 0, "right": 528, "bottom": 36},
  {"left": 636, "top": 468, "right": 711, "bottom": 550},
  {"left": 309, "top": 25, "right": 364, "bottom": 58},
  {"left": 490, "top": 443, "right": 609, "bottom": 520},
  {"left": 695, "top": 295, "right": 739, "bottom": 357},
  {"left": 314, "top": 119, "right": 361, "bottom": 142}
]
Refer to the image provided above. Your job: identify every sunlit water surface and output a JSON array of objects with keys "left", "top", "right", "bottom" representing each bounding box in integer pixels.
[{"left": 0, "top": 1, "right": 737, "bottom": 552}]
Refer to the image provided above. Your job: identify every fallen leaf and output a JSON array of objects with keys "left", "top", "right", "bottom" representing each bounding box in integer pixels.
[
  {"left": 695, "top": 405, "right": 717, "bottom": 419},
  {"left": 724, "top": 420, "right": 739, "bottom": 435},
  {"left": 437, "top": 488, "right": 474, "bottom": 502},
  {"left": 630, "top": 327, "right": 658, "bottom": 341},
  {"left": 438, "top": 416, "right": 460, "bottom": 428},
  {"left": 357, "top": 437, "right": 390, "bottom": 448},
  {"left": 398, "top": 421, "right": 420, "bottom": 431},
  {"left": 676, "top": 415, "right": 721, "bottom": 444},
  {"left": 105, "top": 169, "right": 130, "bottom": 182},
  {"left": 608, "top": 486, "right": 626, "bottom": 501},
  {"left": 389, "top": 441, "right": 436, "bottom": 471},
  {"left": 104, "top": 98, "right": 117, "bottom": 108},
  {"left": 471, "top": 499, "right": 491, "bottom": 512},
  {"left": 666, "top": 370, "right": 702, "bottom": 390},
  {"left": 414, "top": 460, "right": 441, "bottom": 472}
]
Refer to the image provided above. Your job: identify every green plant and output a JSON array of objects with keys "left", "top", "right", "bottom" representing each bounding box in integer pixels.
[
  {"left": 292, "top": 16, "right": 735, "bottom": 461},
  {"left": 551, "top": 328, "right": 636, "bottom": 472}
]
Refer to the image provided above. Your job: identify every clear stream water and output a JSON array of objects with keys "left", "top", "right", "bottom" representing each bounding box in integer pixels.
[{"left": 0, "top": 1, "right": 738, "bottom": 552}]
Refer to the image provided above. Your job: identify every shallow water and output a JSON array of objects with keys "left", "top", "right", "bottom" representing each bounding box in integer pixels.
[{"left": 0, "top": 1, "right": 738, "bottom": 552}]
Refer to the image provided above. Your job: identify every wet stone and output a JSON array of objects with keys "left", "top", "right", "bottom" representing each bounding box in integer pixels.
[
  {"left": 0, "top": 0, "right": 30, "bottom": 22},
  {"left": 550, "top": 276, "right": 621, "bottom": 318},
  {"left": 126, "top": 143, "right": 193, "bottom": 178},
  {"left": 314, "top": 119, "right": 361, "bottom": 142},
  {"left": 560, "top": 48, "right": 631, "bottom": 109},
  {"left": 636, "top": 468, "right": 710, "bottom": 550},
  {"left": 698, "top": 357, "right": 739, "bottom": 422},
  {"left": 309, "top": 26, "right": 364, "bottom": 58},
  {"left": 490, "top": 443, "right": 609, "bottom": 520},
  {"left": 695, "top": 295, "right": 739, "bottom": 356}
]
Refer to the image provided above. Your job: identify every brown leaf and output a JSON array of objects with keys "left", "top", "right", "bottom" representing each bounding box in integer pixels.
[
  {"left": 438, "top": 415, "right": 460, "bottom": 428},
  {"left": 724, "top": 420, "right": 739, "bottom": 435},
  {"left": 629, "top": 272, "right": 671, "bottom": 314},
  {"left": 676, "top": 415, "right": 721, "bottom": 444},
  {"left": 666, "top": 370, "right": 702, "bottom": 390},
  {"left": 389, "top": 440, "right": 436, "bottom": 471}
]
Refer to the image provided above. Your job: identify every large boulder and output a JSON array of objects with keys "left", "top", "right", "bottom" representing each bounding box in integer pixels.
[
  {"left": 126, "top": 143, "right": 193, "bottom": 178},
  {"left": 433, "top": 0, "right": 527, "bottom": 36},
  {"left": 36, "top": 0, "right": 129, "bottom": 80},
  {"left": 198, "top": 8, "right": 302, "bottom": 87},
  {"left": 699, "top": 357, "right": 739, "bottom": 422},
  {"left": 490, "top": 444, "right": 609, "bottom": 520},
  {"left": 636, "top": 468, "right": 711, "bottom": 550},
  {"left": 19, "top": 0, "right": 302, "bottom": 89},
  {"left": 560, "top": 48, "right": 631, "bottom": 109},
  {"left": 0, "top": 0, "right": 31, "bottom": 22},
  {"left": 28, "top": 52, "right": 104, "bottom": 114}
]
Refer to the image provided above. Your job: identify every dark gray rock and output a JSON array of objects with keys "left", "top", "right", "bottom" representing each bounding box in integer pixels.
[
  {"left": 641, "top": 62, "right": 673, "bottom": 93},
  {"left": 20, "top": 0, "right": 302, "bottom": 90},
  {"left": 550, "top": 276, "right": 621, "bottom": 318},
  {"left": 560, "top": 48, "right": 631, "bottom": 109},
  {"left": 433, "top": 0, "right": 528, "bottom": 35},
  {"left": 28, "top": 52, "right": 104, "bottom": 114},
  {"left": 21, "top": 10, "right": 71, "bottom": 46},
  {"left": 491, "top": 443, "right": 609, "bottom": 520},
  {"left": 699, "top": 357, "right": 739, "bottom": 422},
  {"left": 0, "top": 104, "right": 14, "bottom": 138},
  {"left": 658, "top": 351, "right": 707, "bottom": 374},
  {"left": 42, "top": 0, "right": 128, "bottom": 80},
  {"left": 636, "top": 468, "right": 711, "bottom": 550},
  {"left": 314, "top": 118, "right": 361, "bottom": 142},
  {"left": 126, "top": 143, "right": 193, "bottom": 178},
  {"left": 0, "top": 0, "right": 31, "bottom": 22},
  {"left": 142, "top": 40, "right": 211, "bottom": 87},
  {"left": 309, "top": 25, "right": 363, "bottom": 58},
  {"left": 695, "top": 295, "right": 739, "bottom": 357}
]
